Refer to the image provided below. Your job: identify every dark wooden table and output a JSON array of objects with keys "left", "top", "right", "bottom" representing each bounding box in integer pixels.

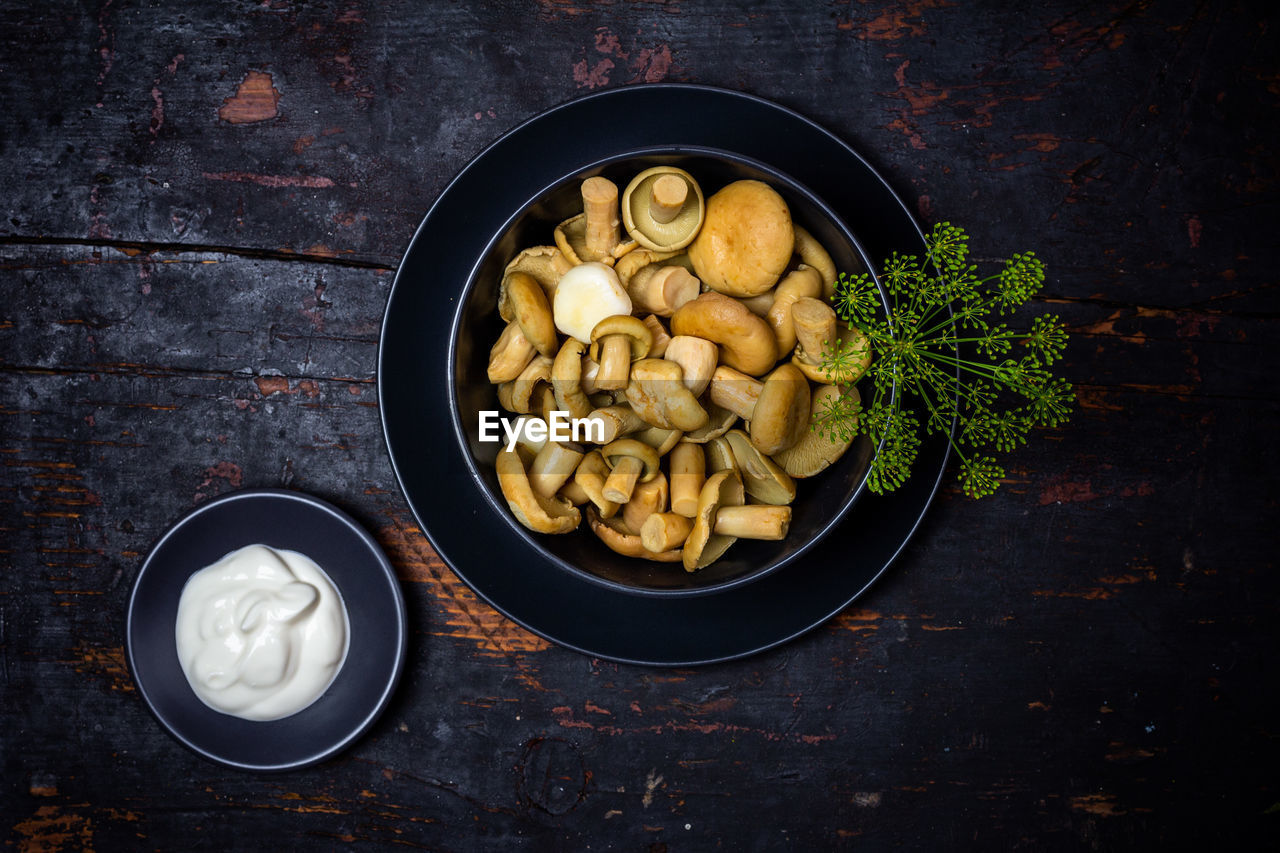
[{"left": 4, "top": 1, "right": 1277, "bottom": 849}]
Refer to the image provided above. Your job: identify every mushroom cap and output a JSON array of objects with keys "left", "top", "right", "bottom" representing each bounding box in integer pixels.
[
  {"left": 625, "top": 358, "right": 709, "bottom": 432},
  {"left": 550, "top": 338, "right": 594, "bottom": 420},
  {"left": 496, "top": 446, "right": 581, "bottom": 534},
  {"left": 750, "top": 363, "right": 812, "bottom": 455},
  {"left": 682, "top": 468, "right": 745, "bottom": 571},
  {"left": 553, "top": 262, "right": 632, "bottom": 344},
  {"left": 687, "top": 180, "right": 794, "bottom": 297},
  {"left": 723, "top": 429, "right": 796, "bottom": 506},
  {"left": 500, "top": 271, "right": 558, "bottom": 357},
  {"left": 773, "top": 385, "right": 857, "bottom": 478},
  {"left": 670, "top": 292, "right": 778, "bottom": 377},
  {"left": 621, "top": 166, "right": 706, "bottom": 252},
  {"left": 682, "top": 402, "right": 739, "bottom": 443},
  {"left": 587, "top": 507, "right": 682, "bottom": 562},
  {"left": 589, "top": 314, "right": 653, "bottom": 360},
  {"left": 600, "top": 438, "right": 661, "bottom": 482},
  {"left": 487, "top": 321, "right": 537, "bottom": 383},
  {"left": 504, "top": 245, "right": 572, "bottom": 295},
  {"left": 792, "top": 323, "right": 872, "bottom": 385},
  {"left": 573, "top": 450, "right": 620, "bottom": 518},
  {"left": 792, "top": 225, "right": 838, "bottom": 299}
]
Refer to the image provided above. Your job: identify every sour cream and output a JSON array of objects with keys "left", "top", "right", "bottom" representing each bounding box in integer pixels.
[{"left": 175, "top": 544, "right": 349, "bottom": 721}]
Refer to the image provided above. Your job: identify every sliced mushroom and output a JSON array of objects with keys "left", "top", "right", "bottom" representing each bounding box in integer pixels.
[
  {"left": 487, "top": 321, "right": 537, "bottom": 383},
  {"left": 504, "top": 245, "right": 573, "bottom": 296},
  {"left": 528, "top": 441, "right": 585, "bottom": 499},
  {"left": 792, "top": 225, "right": 837, "bottom": 299},
  {"left": 496, "top": 446, "right": 581, "bottom": 534},
  {"left": 627, "top": 264, "right": 701, "bottom": 316},
  {"left": 723, "top": 429, "right": 796, "bottom": 506},
  {"left": 499, "top": 271, "right": 558, "bottom": 357},
  {"left": 589, "top": 314, "right": 653, "bottom": 391},
  {"left": 662, "top": 335, "right": 718, "bottom": 397},
  {"left": 688, "top": 180, "right": 794, "bottom": 297},
  {"left": 574, "top": 449, "right": 619, "bottom": 518},
  {"left": 640, "top": 512, "right": 694, "bottom": 553},
  {"left": 766, "top": 266, "right": 823, "bottom": 355},
  {"left": 600, "top": 438, "right": 661, "bottom": 504},
  {"left": 708, "top": 363, "right": 811, "bottom": 455},
  {"left": 773, "top": 385, "right": 858, "bottom": 478},
  {"left": 670, "top": 291, "right": 778, "bottom": 377},
  {"left": 552, "top": 261, "right": 632, "bottom": 344},
  {"left": 625, "top": 358, "right": 709, "bottom": 432},
  {"left": 642, "top": 314, "right": 672, "bottom": 358},
  {"left": 622, "top": 470, "right": 668, "bottom": 534},
  {"left": 587, "top": 507, "right": 682, "bottom": 562},
  {"left": 669, "top": 441, "right": 705, "bottom": 518},
  {"left": 622, "top": 166, "right": 706, "bottom": 252}
]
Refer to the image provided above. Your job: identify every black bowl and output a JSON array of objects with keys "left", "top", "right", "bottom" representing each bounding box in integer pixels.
[
  {"left": 126, "top": 489, "right": 407, "bottom": 770},
  {"left": 450, "top": 148, "right": 888, "bottom": 596}
]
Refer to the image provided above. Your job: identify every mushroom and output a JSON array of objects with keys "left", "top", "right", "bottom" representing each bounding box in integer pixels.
[
  {"left": 642, "top": 314, "right": 672, "bottom": 358},
  {"left": 624, "top": 358, "right": 709, "bottom": 432},
  {"left": 496, "top": 446, "right": 581, "bottom": 534},
  {"left": 633, "top": 425, "right": 684, "bottom": 457},
  {"left": 773, "top": 385, "right": 858, "bottom": 478},
  {"left": 586, "top": 507, "right": 682, "bottom": 562},
  {"left": 504, "top": 245, "right": 573, "bottom": 296},
  {"left": 621, "top": 166, "right": 706, "bottom": 252},
  {"left": 668, "top": 440, "right": 705, "bottom": 517},
  {"left": 554, "top": 177, "right": 636, "bottom": 265},
  {"left": 682, "top": 469, "right": 792, "bottom": 571},
  {"left": 487, "top": 321, "right": 537, "bottom": 383},
  {"left": 704, "top": 435, "right": 739, "bottom": 477},
  {"left": 791, "top": 298, "right": 872, "bottom": 385},
  {"left": 600, "top": 438, "right": 661, "bottom": 504},
  {"left": 722, "top": 429, "right": 797, "bottom": 506},
  {"left": 707, "top": 363, "right": 811, "bottom": 455},
  {"left": 687, "top": 180, "right": 794, "bottom": 297},
  {"left": 622, "top": 470, "right": 668, "bottom": 533},
  {"left": 670, "top": 291, "right": 778, "bottom": 377},
  {"left": 497, "top": 354, "right": 553, "bottom": 414},
  {"left": 528, "top": 441, "right": 586, "bottom": 498},
  {"left": 589, "top": 314, "right": 653, "bottom": 391},
  {"left": 681, "top": 402, "right": 739, "bottom": 444},
  {"left": 552, "top": 261, "right": 633, "bottom": 344},
  {"left": 640, "top": 512, "right": 694, "bottom": 553},
  {"left": 573, "top": 450, "right": 619, "bottom": 518},
  {"left": 550, "top": 338, "right": 594, "bottom": 420},
  {"left": 766, "top": 266, "right": 823, "bottom": 355},
  {"left": 737, "top": 290, "right": 776, "bottom": 317},
  {"left": 627, "top": 264, "right": 701, "bottom": 316},
  {"left": 792, "top": 225, "right": 838, "bottom": 299},
  {"left": 662, "top": 335, "right": 718, "bottom": 397},
  {"left": 498, "top": 271, "right": 558, "bottom": 358},
  {"left": 583, "top": 404, "right": 646, "bottom": 444}
]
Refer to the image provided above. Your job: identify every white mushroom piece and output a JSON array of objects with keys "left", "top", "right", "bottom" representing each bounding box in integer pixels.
[
  {"left": 600, "top": 438, "right": 661, "bottom": 504},
  {"left": 589, "top": 314, "right": 653, "bottom": 391},
  {"left": 496, "top": 446, "right": 581, "bottom": 534},
  {"left": 552, "top": 261, "right": 633, "bottom": 345},
  {"left": 621, "top": 166, "right": 706, "bottom": 253},
  {"left": 682, "top": 470, "right": 792, "bottom": 571},
  {"left": 670, "top": 291, "right": 778, "bottom": 377},
  {"left": 789, "top": 297, "right": 872, "bottom": 385},
  {"left": 687, "top": 180, "right": 794, "bottom": 297},
  {"left": 773, "top": 385, "right": 858, "bottom": 478},
  {"left": 722, "top": 428, "right": 796, "bottom": 506},
  {"left": 555, "top": 177, "right": 636, "bottom": 266},
  {"left": 707, "top": 363, "right": 812, "bottom": 455}
]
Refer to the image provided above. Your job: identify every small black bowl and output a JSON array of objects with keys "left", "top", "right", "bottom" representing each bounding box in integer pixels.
[
  {"left": 450, "top": 148, "right": 889, "bottom": 596},
  {"left": 126, "top": 489, "right": 406, "bottom": 771}
]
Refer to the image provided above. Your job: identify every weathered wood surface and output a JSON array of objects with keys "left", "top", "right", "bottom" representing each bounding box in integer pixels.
[{"left": 2, "top": 1, "right": 1277, "bottom": 849}]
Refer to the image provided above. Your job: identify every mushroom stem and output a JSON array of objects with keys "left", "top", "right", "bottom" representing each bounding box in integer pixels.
[
  {"left": 582, "top": 177, "right": 622, "bottom": 261},
  {"left": 628, "top": 265, "right": 700, "bottom": 316},
  {"left": 529, "top": 442, "right": 585, "bottom": 499},
  {"left": 792, "top": 297, "right": 838, "bottom": 364},
  {"left": 641, "top": 512, "right": 694, "bottom": 552},
  {"left": 712, "top": 505, "right": 791, "bottom": 540},
  {"left": 584, "top": 405, "right": 646, "bottom": 443},
  {"left": 648, "top": 174, "right": 689, "bottom": 224},
  {"left": 642, "top": 314, "right": 671, "bottom": 358},
  {"left": 664, "top": 335, "right": 719, "bottom": 397},
  {"left": 603, "top": 455, "right": 645, "bottom": 504},
  {"left": 669, "top": 441, "right": 705, "bottom": 518},
  {"left": 594, "top": 334, "right": 633, "bottom": 390},
  {"left": 708, "top": 365, "right": 762, "bottom": 420},
  {"left": 622, "top": 472, "right": 668, "bottom": 533}
]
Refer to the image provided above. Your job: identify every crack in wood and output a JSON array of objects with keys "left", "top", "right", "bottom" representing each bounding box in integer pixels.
[{"left": 0, "top": 235, "right": 397, "bottom": 271}]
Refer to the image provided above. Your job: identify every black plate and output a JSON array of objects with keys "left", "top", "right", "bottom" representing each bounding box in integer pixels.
[
  {"left": 379, "top": 84, "right": 948, "bottom": 666},
  {"left": 127, "top": 489, "right": 407, "bottom": 770}
]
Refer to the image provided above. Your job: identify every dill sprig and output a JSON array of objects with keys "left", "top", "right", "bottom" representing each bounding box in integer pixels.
[{"left": 815, "top": 222, "right": 1073, "bottom": 498}]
